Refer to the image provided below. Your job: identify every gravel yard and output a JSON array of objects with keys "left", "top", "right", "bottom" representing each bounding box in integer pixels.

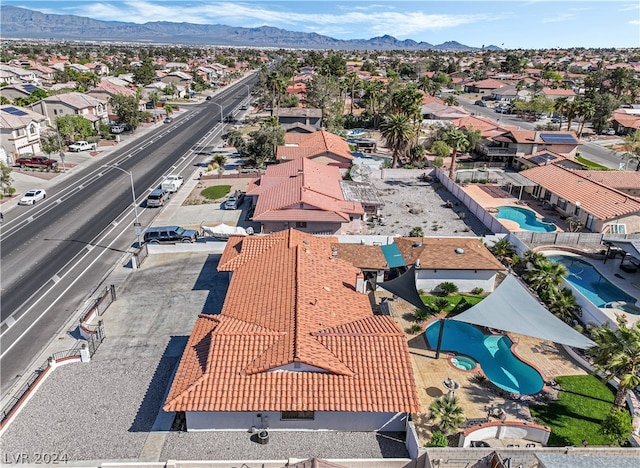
[{"left": 368, "top": 178, "right": 491, "bottom": 237}]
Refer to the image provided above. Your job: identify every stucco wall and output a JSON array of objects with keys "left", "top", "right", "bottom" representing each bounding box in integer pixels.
[
  {"left": 186, "top": 411, "right": 409, "bottom": 431},
  {"left": 415, "top": 269, "right": 496, "bottom": 293}
]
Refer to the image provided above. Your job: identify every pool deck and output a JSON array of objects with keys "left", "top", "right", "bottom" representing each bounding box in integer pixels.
[
  {"left": 383, "top": 293, "right": 587, "bottom": 445},
  {"left": 461, "top": 184, "right": 570, "bottom": 232}
]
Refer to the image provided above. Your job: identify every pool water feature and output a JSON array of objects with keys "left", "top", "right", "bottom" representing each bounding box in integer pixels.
[
  {"left": 547, "top": 255, "right": 638, "bottom": 311},
  {"left": 425, "top": 320, "right": 544, "bottom": 395},
  {"left": 451, "top": 355, "right": 478, "bottom": 371},
  {"left": 496, "top": 206, "right": 556, "bottom": 232}
]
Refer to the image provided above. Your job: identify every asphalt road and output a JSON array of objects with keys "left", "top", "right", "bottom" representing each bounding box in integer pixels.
[
  {"left": 0, "top": 73, "right": 258, "bottom": 395},
  {"left": 456, "top": 95, "right": 623, "bottom": 169}
]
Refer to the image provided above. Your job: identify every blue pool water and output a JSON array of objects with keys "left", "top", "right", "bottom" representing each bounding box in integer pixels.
[
  {"left": 496, "top": 206, "right": 556, "bottom": 232},
  {"left": 425, "top": 320, "right": 544, "bottom": 395},
  {"left": 547, "top": 255, "right": 637, "bottom": 309}
]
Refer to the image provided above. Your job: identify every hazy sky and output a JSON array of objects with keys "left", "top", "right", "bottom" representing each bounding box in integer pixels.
[{"left": 5, "top": 1, "right": 640, "bottom": 49}]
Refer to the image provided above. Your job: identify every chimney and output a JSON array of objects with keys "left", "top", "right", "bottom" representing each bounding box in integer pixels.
[
  {"left": 534, "top": 132, "right": 540, "bottom": 142},
  {"left": 356, "top": 272, "right": 365, "bottom": 293}
]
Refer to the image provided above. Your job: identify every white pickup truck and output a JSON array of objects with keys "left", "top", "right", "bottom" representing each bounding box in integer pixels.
[
  {"left": 68, "top": 141, "right": 97, "bottom": 152},
  {"left": 161, "top": 174, "right": 184, "bottom": 193}
]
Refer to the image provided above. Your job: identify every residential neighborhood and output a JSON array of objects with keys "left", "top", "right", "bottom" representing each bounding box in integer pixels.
[{"left": 1, "top": 8, "right": 640, "bottom": 468}]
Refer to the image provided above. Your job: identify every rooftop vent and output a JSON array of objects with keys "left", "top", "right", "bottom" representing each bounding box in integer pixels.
[
  {"left": 455, "top": 248, "right": 465, "bottom": 254},
  {"left": 413, "top": 242, "right": 423, "bottom": 248}
]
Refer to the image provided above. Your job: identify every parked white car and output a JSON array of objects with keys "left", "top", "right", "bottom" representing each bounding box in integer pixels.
[
  {"left": 19, "top": 189, "right": 47, "bottom": 205},
  {"left": 161, "top": 174, "right": 184, "bottom": 193},
  {"left": 68, "top": 141, "right": 97, "bottom": 152}
]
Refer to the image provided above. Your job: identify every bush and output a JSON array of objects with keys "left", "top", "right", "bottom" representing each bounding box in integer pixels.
[
  {"left": 409, "top": 226, "right": 424, "bottom": 237},
  {"left": 432, "top": 157, "right": 444, "bottom": 168},
  {"left": 438, "top": 282, "right": 459, "bottom": 295},
  {"left": 601, "top": 407, "right": 633, "bottom": 446},
  {"left": 471, "top": 287, "right": 484, "bottom": 295},
  {"left": 414, "top": 308, "right": 431, "bottom": 322},
  {"left": 432, "top": 297, "right": 450, "bottom": 312},
  {"left": 409, "top": 324, "right": 423, "bottom": 334},
  {"left": 426, "top": 431, "right": 448, "bottom": 447}
]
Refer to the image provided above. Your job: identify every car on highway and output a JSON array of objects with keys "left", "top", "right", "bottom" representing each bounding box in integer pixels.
[
  {"left": 474, "top": 100, "right": 487, "bottom": 107},
  {"left": 163, "top": 116, "right": 173, "bottom": 124},
  {"left": 146, "top": 188, "right": 169, "bottom": 208},
  {"left": 18, "top": 189, "right": 46, "bottom": 205},
  {"left": 161, "top": 174, "right": 184, "bottom": 193},
  {"left": 143, "top": 225, "right": 198, "bottom": 244}
]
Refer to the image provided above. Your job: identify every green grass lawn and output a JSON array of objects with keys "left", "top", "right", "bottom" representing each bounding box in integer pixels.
[
  {"left": 201, "top": 185, "right": 231, "bottom": 200},
  {"left": 530, "top": 375, "right": 615, "bottom": 446},
  {"left": 576, "top": 156, "right": 610, "bottom": 170},
  {"left": 419, "top": 293, "right": 484, "bottom": 314}
]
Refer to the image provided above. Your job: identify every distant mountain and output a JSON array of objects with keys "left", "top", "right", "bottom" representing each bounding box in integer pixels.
[{"left": 0, "top": 6, "right": 499, "bottom": 51}]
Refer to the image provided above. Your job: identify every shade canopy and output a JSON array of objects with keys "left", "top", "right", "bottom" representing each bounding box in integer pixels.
[
  {"left": 377, "top": 265, "right": 428, "bottom": 312},
  {"left": 451, "top": 275, "right": 595, "bottom": 349}
]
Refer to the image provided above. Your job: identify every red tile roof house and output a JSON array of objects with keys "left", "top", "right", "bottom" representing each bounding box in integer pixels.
[
  {"left": 163, "top": 229, "right": 420, "bottom": 431},
  {"left": 540, "top": 87, "right": 576, "bottom": 101},
  {"left": 276, "top": 130, "right": 354, "bottom": 168},
  {"left": 464, "top": 78, "right": 508, "bottom": 95},
  {"left": 612, "top": 109, "right": 640, "bottom": 135},
  {"left": 247, "top": 158, "right": 365, "bottom": 235},
  {"left": 520, "top": 164, "right": 640, "bottom": 233}
]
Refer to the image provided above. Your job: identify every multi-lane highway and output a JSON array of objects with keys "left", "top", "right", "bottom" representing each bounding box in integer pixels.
[{"left": 0, "top": 73, "right": 257, "bottom": 395}]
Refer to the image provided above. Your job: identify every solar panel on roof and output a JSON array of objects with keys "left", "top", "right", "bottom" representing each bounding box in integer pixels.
[
  {"left": 540, "top": 133, "right": 577, "bottom": 144},
  {"left": 529, "top": 153, "right": 558, "bottom": 165},
  {"left": 23, "top": 84, "right": 37, "bottom": 93},
  {"left": 1, "top": 106, "right": 28, "bottom": 116}
]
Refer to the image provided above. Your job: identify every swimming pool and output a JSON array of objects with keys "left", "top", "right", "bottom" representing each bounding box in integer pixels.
[
  {"left": 496, "top": 206, "right": 556, "bottom": 232},
  {"left": 425, "top": 320, "right": 544, "bottom": 395},
  {"left": 547, "top": 255, "right": 638, "bottom": 310}
]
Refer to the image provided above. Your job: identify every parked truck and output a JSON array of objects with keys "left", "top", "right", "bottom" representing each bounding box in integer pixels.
[
  {"left": 14, "top": 155, "right": 59, "bottom": 169},
  {"left": 68, "top": 141, "right": 97, "bottom": 152},
  {"left": 161, "top": 174, "right": 184, "bottom": 193}
]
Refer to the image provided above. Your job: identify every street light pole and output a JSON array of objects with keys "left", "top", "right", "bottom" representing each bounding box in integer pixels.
[
  {"left": 212, "top": 102, "right": 224, "bottom": 124},
  {"left": 104, "top": 165, "right": 141, "bottom": 248}
]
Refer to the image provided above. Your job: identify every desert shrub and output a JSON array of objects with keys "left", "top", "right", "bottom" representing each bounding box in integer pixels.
[
  {"left": 409, "top": 324, "right": 423, "bottom": 334},
  {"left": 409, "top": 226, "right": 424, "bottom": 237},
  {"left": 425, "top": 431, "right": 449, "bottom": 447},
  {"left": 601, "top": 407, "right": 633, "bottom": 446},
  {"left": 438, "top": 282, "right": 459, "bottom": 295},
  {"left": 471, "top": 287, "right": 484, "bottom": 295}
]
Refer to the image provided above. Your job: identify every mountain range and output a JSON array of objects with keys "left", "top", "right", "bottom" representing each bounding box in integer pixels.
[{"left": 0, "top": 6, "right": 500, "bottom": 51}]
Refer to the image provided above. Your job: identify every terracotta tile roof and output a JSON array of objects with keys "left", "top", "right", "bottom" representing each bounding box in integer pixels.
[
  {"left": 541, "top": 87, "right": 576, "bottom": 96},
  {"left": 521, "top": 165, "right": 640, "bottom": 220},
  {"left": 165, "top": 229, "right": 420, "bottom": 413},
  {"left": 507, "top": 130, "right": 580, "bottom": 145},
  {"left": 330, "top": 243, "right": 389, "bottom": 270},
  {"left": 394, "top": 237, "right": 505, "bottom": 271},
  {"left": 250, "top": 158, "right": 363, "bottom": 223},
  {"left": 277, "top": 130, "right": 353, "bottom": 163},
  {"left": 451, "top": 115, "right": 510, "bottom": 138},
  {"left": 576, "top": 170, "right": 640, "bottom": 189},
  {"left": 613, "top": 110, "right": 640, "bottom": 129},
  {"left": 467, "top": 78, "right": 507, "bottom": 89}
]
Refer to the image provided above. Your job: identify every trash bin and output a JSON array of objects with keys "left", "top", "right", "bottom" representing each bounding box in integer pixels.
[{"left": 258, "top": 430, "right": 269, "bottom": 445}]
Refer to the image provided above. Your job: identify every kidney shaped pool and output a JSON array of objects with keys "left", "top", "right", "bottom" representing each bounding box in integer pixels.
[{"left": 425, "top": 320, "right": 544, "bottom": 395}]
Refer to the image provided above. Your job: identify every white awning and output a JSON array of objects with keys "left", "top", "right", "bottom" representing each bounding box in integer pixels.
[{"left": 451, "top": 275, "right": 595, "bottom": 349}]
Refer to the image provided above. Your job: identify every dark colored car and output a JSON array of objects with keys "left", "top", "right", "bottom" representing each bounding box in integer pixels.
[
  {"left": 474, "top": 100, "right": 487, "bottom": 107},
  {"left": 143, "top": 225, "right": 198, "bottom": 244},
  {"left": 206, "top": 96, "right": 213, "bottom": 101}
]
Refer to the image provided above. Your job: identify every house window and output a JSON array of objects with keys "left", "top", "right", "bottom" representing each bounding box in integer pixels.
[
  {"left": 281, "top": 411, "right": 314, "bottom": 420},
  {"left": 295, "top": 222, "right": 307, "bottom": 228},
  {"left": 532, "top": 185, "right": 542, "bottom": 198},
  {"left": 557, "top": 198, "right": 567, "bottom": 211},
  {"left": 609, "top": 224, "right": 627, "bottom": 234},
  {"left": 28, "top": 123, "right": 36, "bottom": 135},
  {"left": 542, "top": 190, "right": 551, "bottom": 201}
]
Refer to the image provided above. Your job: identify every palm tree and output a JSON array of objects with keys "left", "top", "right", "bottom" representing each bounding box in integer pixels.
[
  {"left": 588, "top": 316, "right": 640, "bottom": 407},
  {"left": 444, "top": 95, "right": 459, "bottom": 106},
  {"left": 547, "top": 287, "right": 580, "bottom": 323},
  {"left": 565, "top": 100, "right": 579, "bottom": 132},
  {"left": 428, "top": 394, "right": 464, "bottom": 435},
  {"left": 444, "top": 128, "right": 470, "bottom": 180},
  {"left": 523, "top": 258, "right": 567, "bottom": 297},
  {"left": 362, "top": 80, "right": 385, "bottom": 128},
  {"left": 380, "top": 113, "right": 415, "bottom": 168},
  {"left": 489, "top": 238, "right": 516, "bottom": 265},
  {"left": 553, "top": 96, "right": 569, "bottom": 126},
  {"left": 576, "top": 99, "right": 595, "bottom": 136}
]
